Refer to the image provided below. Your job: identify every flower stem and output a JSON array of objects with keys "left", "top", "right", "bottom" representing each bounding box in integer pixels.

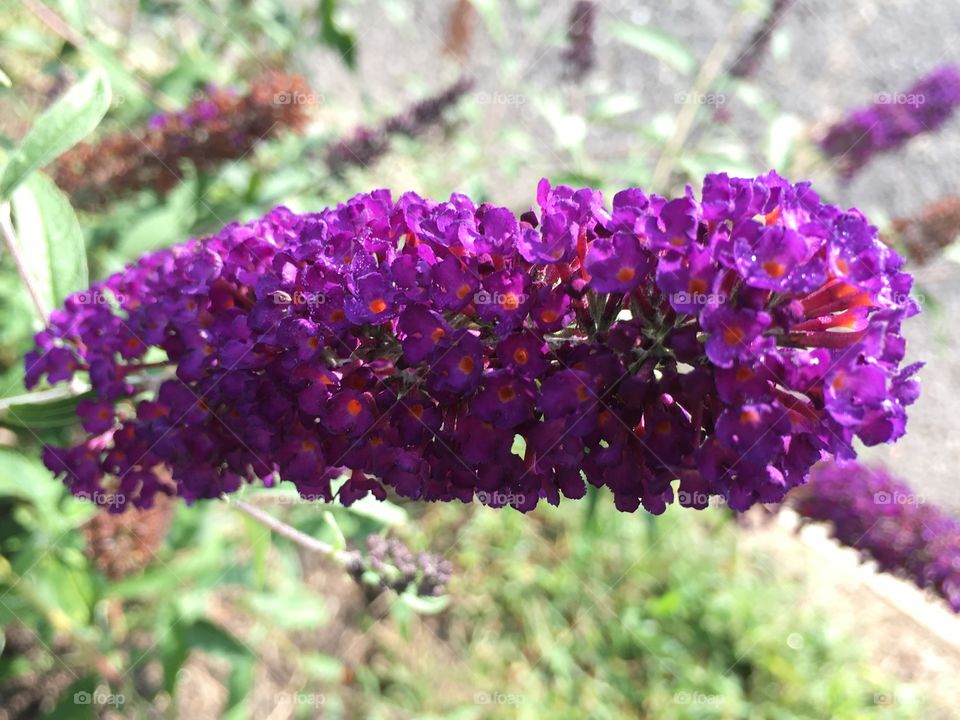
[
  {"left": 650, "top": 8, "right": 747, "bottom": 191},
  {"left": 225, "top": 496, "right": 346, "bottom": 562},
  {"left": 0, "top": 202, "right": 50, "bottom": 321}
]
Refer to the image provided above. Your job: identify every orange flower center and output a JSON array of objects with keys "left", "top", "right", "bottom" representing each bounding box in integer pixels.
[
  {"left": 722, "top": 327, "right": 745, "bottom": 346},
  {"left": 762, "top": 260, "right": 786, "bottom": 279}
]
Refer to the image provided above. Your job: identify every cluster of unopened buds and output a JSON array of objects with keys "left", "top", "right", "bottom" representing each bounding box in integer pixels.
[
  {"left": 28, "top": 171, "right": 920, "bottom": 514},
  {"left": 344, "top": 534, "right": 453, "bottom": 598}
]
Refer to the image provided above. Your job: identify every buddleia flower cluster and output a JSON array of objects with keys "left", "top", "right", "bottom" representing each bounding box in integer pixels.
[
  {"left": 53, "top": 72, "right": 313, "bottom": 209},
  {"left": 28, "top": 171, "right": 920, "bottom": 514},
  {"left": 819, "top": 64, "right": 960, "bottom": 178},
  {"left": 791, "top": 461, "right": 960, "bottom": 612}
]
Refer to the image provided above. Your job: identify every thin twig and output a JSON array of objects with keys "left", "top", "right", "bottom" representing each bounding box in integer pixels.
[
  {"left": 0, "top": 202, "right": 50, "bottom": 320},
  {"left": 226, "top": 497, "right": 346, "bottom": 561},
  {"left": 650, "top": 8, "right": 748, "bottom": 192},
  {"left": 22, "top": 0, "right": 178, "bottom": 111}
]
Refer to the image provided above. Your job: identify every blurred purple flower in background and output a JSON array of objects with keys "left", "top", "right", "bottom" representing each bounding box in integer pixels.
[
  {"left": 791, "top": 461, "right": 960, "bottom": 612},
  {"left": 819, "top": 64, "right": 960, "bottom": 178}
]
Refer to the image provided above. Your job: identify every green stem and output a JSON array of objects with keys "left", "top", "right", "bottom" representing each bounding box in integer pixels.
[
  {"left": 0, "top": 202, "right": 50, "bottom": 321},
  {"left": 224, "top": 496, "right": 346, "bottom": 562}
]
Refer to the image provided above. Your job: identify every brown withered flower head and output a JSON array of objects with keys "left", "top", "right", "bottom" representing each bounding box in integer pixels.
[
  {"left": 728, "top": 0, "right": 797, "bottom": 79},
  {"left": 53, "top": 72, "right": 313, "bottom": 209},
  {"left": 84, "top": 493, "right": 174, "bottom": 579},
  {"left": 891, "top": 195, "right": 960, "bottom": 264},
  {"left": 444, "top": 0, "right": 477, "bottom": 60},
  {"left": 564, "top": 0, "right": 598, "bottom": 79}
]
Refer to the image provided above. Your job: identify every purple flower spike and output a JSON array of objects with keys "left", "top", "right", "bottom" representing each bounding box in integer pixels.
[{"left": 28, "top": 173, "right": 920, "bottom": 515}]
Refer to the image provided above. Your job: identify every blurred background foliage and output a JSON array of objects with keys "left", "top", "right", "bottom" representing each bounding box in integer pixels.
[{"left": 0, "top": 0, "right": 954, "bottom": 717}]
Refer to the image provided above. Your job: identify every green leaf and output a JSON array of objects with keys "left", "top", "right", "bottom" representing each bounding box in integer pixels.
[
  {"left": 318, "top": 0, "right": 356, "bottom": 68},
  {"left": 185, "top": 619, "right": 249, "bottom": 657},
  {"left": 608, "top": 23, "right": 696, "bottom": 76},
  {"left": 9, "top": 172, "right": 89, "bottom": 310},
  {"left": 0, "top": 66, "right": 10, "bottom": 88},
  {"left": 342, "top": 493, "right": 408, "bottom": 527},
  {"left": 588, "top": 93, "right": 642, "bottom": 121},
  {"left": 766, "top": 114, "right": 802, "bottom": 170},
  {"left": 47, "top": 675, "right": 97, "bottom": 719},
  {"left": 0, "top": 448, "right": 60, "bottom": 508},
  {"left": 246, "top": 589, "right": 328, "bottom": 629},
  {"left": 399, "top": 591, "right": 450, "bottom": 615},
  {"left": 0, "top": 388, "right": 92, "bottom": 431},
  {"left": 323, "top": 510, "right": 347, "bottom": 552},
  {"left": 242, "top": 515, "right": 272, "bottom": 590},
  {"left": 29, "top": 555, "right": 94, "bottom": 626},
  {"left": 0, "top": 68, "right": 111, "bottom": 200}
]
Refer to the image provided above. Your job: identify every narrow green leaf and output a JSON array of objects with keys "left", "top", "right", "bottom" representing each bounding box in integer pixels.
[
  {"left": 318, "top": 0, "right": 356, "bottom": 68},
  {"left": 10, "top": 171, "right": 89, "bottom": 311},
  {"left": 0, "top": 69, "right": 111, "bottom": 200},
  {"left": 242, "top": 515, "right": 272, "bottom": 590},
  {"left": 342, "top": 493, "right": 408, "bottom": 527},
  {"left": 0, "top": 448, "right": 61, "bottom": 508},
  {"left": 0, "top": 67, "right": 11, "bottom": 88},
  {"left": 608, "top": 23, "right": 697, "bottom": 76},
  {"left": 0, "top": 389, "right": 92, "bottom": 430},
  {"left": 589, "top": 93, "right": 643, "bottom": 121},
  {"left": 246, "top": 589, "right": 328, "bottom": 629},
  {"left": 323, "top": 510, "right": 347, "bottom": 552},
  {"left": 399, "top": 591, "right": 450, "bottom": 615},
  {"left": 766, "top": 114, "right": 802, "bottom": 170}
]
